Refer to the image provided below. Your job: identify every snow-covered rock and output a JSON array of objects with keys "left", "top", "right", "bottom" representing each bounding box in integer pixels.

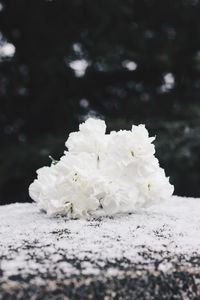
[{"left": 0, "top": 196, "right": 200, "bottom": 299}]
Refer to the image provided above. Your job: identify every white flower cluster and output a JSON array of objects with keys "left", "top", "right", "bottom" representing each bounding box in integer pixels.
[{"left": 29, "top": 118, "right": 174, "bottom": 218}]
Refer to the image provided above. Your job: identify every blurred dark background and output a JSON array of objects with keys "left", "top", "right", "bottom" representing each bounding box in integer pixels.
[{"left": 1, "top": 0, "right": 200, "bottom": 205}]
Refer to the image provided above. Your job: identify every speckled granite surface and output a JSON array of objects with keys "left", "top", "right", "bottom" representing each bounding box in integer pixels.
[{"left": 0, "top": 196, "right": 200, "bottom": 299}]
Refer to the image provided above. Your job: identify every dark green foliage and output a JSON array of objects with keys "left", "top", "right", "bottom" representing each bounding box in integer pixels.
[{"left": 0, "top": 0, "right": 200, "bottom": 204}]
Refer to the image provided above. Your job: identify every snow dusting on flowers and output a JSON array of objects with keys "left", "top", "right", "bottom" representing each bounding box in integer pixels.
[{"left": 29, "top": 118, "right": 174, "bottom": 218}]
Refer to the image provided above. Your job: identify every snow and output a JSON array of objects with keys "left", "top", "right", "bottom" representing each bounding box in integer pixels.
[{"left": 0, "top": 196, "right": 200, "bottom": 280}]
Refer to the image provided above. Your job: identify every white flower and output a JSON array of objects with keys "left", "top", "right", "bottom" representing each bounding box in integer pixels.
[
  {"left": 100, "top": 181, "right": 140, "bottom": 215},
  {"left": 107, "top": 125, "right": 155, "bottom": 167},
  {"left": 29, "top": 165, "right": 61, "bottom": 215},
  {"left": 65, "top": 118, "right": 107, "bottom": 155},
  {"left": 29, "top": 157, "right": 99, "bottom": 217},
  {"left": 138, "top": 168, "right": 174, "bottom": 204},
  {"left": 29, "top": 117, "right": 174, "bottom": 218}
]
